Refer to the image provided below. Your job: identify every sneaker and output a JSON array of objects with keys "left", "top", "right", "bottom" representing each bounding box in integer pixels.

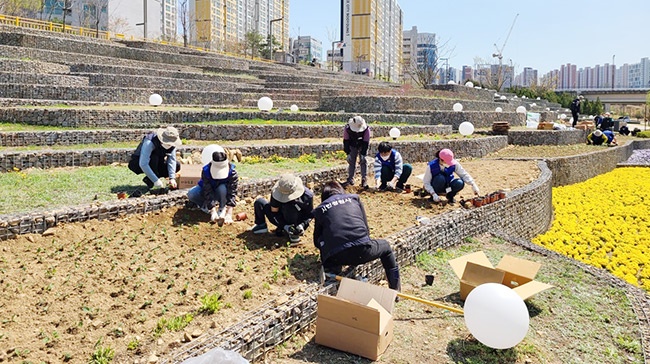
[
  {"left": 142, "top": 177, "right": 154, "bottom": 189},
  {"left": 288, "top": 234, "right": 301, "bottom": 245},
  {"left": 341, "top": 181, "right": 353, "bottom": 188},
  {"left": 378, "top": 184, "right": 387, "bottom": 191},
  {"left": 251, "top": 224, "right": 268, "bottom": 234},
  {"left": 447, "top": 197, "right": 456, "bottom": 205}
]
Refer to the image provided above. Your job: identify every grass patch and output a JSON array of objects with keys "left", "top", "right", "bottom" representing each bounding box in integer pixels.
[
  {"left": 153, "top": 313, "right": 193, "bottom": 337},
  {"left": 199, "top": 293, "right": 223, "bottom": 314}
]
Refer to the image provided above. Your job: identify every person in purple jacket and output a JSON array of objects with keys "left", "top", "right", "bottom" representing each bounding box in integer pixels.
[
  {"left": 342, "top": 116, "right": 371, "bottom": 189},
  {"left": 312, "top": 181, "right": 400, "bottom": 291}
]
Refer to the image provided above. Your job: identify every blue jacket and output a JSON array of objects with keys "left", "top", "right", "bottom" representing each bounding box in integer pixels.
[
  {"left": 198, "top": 163, "right": 239, "bottom": 208},
  {"left": 428, "top": 158, "right": 456, "bottom": 184}
]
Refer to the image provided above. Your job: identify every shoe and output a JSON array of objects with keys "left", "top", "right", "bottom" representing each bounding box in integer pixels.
[
  {"left": 393, "top": 187, "right": 403, "bottom": 193},
  {"left": 378, "top": 184, "right": 387, "bottom": 191},
  {"left": 361, "top": 184, "right": 369, "bottom": 190},
  {"left": 251, "top": 224, "right": 268, "bottom": 234},
  {"left": 447, "top": 197, "right": 456, "bottom": 205},
  {"left": 288, "top": 234, "right": 301, "bottom": 245},
  {"left": 341, "top": 181, "right": 353, "bottom": 188},
  {"left": 142, "top": 177, "right": 154, "bottom": 189}
]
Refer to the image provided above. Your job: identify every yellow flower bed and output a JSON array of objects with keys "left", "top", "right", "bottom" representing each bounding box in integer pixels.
[{"left": 533, "top": 167, "right": 650, "bottom": 291}]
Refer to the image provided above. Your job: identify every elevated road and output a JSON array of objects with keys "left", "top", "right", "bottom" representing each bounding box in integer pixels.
[{"left": 581, "top": 89, "right": 649, "bottom": 105}]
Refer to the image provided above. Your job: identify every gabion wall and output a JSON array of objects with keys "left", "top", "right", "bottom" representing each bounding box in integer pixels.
[
  {"left": 0, "top": 124, "right": 452, "bottom": 147},
  {"left": 507, "top": 129, "right": 586, "bottom": 146},
  {"left": 320, "top": 95, "right": 518, "bottom": 113},
  {"left": 69, "top": 64, "right": 263, "bottom": 84},
  {"left": 0, "top": 138, "right": 506, "bottom": 172}
]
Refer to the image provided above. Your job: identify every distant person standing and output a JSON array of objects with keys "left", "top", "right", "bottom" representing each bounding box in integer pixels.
[
  {"left": 342, "top": 116, "right": 370, "bottom": 189},
  {"left": 570, "top": 95, "right": 583, "bottom": 127}
]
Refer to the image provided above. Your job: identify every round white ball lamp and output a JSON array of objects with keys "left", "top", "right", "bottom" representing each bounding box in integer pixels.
[
  {"left": 290, "top": 104, "right": 299, "bottom": 112},
  {"left": 149, "top": 93, "right": 163, "bottom": 106},
  {"left": 464, "top": 283, "right": 530, "bottom": 349},
  {"left": 458, "top": 122, "right": 474, "bottom": 136},
  {"left": 495, "top": 107, "right": 503, "bottom": 113},
  {"left": 257, "top": 96, "right": 273, "bottom": 112},
  {"left": 389, "top": 127, "right": 401, "bottom": 140},
  {"left": 516, "top": 106, "right": 527, "bottom": 114},
  {"left": 464, "top": 81, "right": 474, "bottom": 88},
  {"left": 453, "top": 103, "right": 463, "bottom": 112},
  {"left": 560, "top": 113, "right": 567, "bottom": 120},
  {"left": 447, "top": 80, "right": 456, "bottom": 85},
  {"left": 500, "top": 96, "right": 507, "bottom": 100},
  {"left": 530, "top": 103, "right": 537, "bottom": 107}
]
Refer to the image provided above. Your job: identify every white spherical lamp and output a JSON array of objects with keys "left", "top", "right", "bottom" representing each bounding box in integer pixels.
[
  {"left": 149, "top": 93, "right": 163, "bottom": 106},
  {"left": 458, "top": 122, "right": 474, "bottom": 136},
  {"left": 464, "top": 81, "right": 474, "bottom": 88},
  {"left": 516, "top": 106, "right": 527, "bottom": 114},
  {"left": 495, "top": 107, "right": 503, "bottom": 113},
  {"left": 389, "top": 127, "right": 401, "bottom": 140},
  {"left": 500, "top": 96, "right": 507, "bottom": 100},
  {"left": 290, "top": 104, "right": 299, "bottom": 112},
  {"left": 560, "top": 113, "right": 567, "bottom": 120},
  {"left": 257, "top": 96, "right": 273, "bottom": 112},
  {"left": 453, "top": 103, "right": 463, "bottom": 112},
  {"left": 464, "top": 283, "right": 530, "bottom": 349},
  {"left": 447, "top": 80, "right": 456, "bottom": 85}
]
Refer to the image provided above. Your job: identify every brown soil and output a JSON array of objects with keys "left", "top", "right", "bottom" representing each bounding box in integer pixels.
[{"left": 0, "top": 159, "right": 539, "bottom": 363}]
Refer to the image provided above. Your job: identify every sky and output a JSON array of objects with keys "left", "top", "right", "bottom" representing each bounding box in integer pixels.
[{"left": 289, "top": 0, "right": 650, "bottom": 76}]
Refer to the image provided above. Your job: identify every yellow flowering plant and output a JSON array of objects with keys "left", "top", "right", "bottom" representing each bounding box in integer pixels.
[{"left": 533, "top": 167, "right": 650, "bottom": 291}]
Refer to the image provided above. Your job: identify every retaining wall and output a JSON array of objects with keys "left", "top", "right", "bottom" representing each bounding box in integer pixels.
[
  {"left": 507, "top": 129, "right": 586, "bottom": 146},
  {"left": 0, "top": 124, "right": 452, "bottom": 147}
]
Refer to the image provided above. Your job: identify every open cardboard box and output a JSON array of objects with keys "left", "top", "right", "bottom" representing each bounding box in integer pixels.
[
  {"left": 177, "top": 164, "right": 203, "bottom": 189},
  {"left": 315, "top": 277, "right": 397, "bottom": 361},
  {"left": 449, "top": 251, "right": 553, "bottom": 301}
]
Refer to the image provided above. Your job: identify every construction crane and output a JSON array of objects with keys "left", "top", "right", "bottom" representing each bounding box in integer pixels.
[{"left": 492, "top": 13, "right": 519, "bottom": 64}]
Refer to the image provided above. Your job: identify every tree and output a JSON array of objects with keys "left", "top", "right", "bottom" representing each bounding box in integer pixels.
[
  {"left": 75, "top": 0, "right": 108, "bottom": 37},
  {"left": 402, "top": 35, "right": 452, "bottom": 88},
  {"left": 260, "top": 35, "right": 281, "bottom": 60},
  {"left": 0, "top": 0, "right": 39, "bottom": 16},
  {"left": 645, "top": 91, "right": 650, "bottom": 123},
  {"left": 178, "top": 0, "right": 192, "bottom": 47},
  {"left": 243, "top": 31, "right": 264, "bottom": 60},
  {"left": 108, "top": 16, "right": 130, "bottom": 35}
]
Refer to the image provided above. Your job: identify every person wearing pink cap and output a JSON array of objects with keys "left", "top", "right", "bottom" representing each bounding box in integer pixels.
[
  {"left": 187, "top": 145, "right": 239, "bottom": 226},
  {"left": 422, "top": 148, "right": 480, "bottom": 204}
]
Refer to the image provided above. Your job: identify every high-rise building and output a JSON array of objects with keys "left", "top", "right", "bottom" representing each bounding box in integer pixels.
[
  {"left": 402, "top": 26, "right": 436, "bottom": 84},
  {"left": 629, "top": 57, "right": 650, "bottom": 88},
  {"left": 191, "top": 0, "right": 288, "bottom": 53},
  {"left": 341, "top": 0, "right": 403, "bottom": 82},
  {"left": 41, "top": 0, "right": 176, "bottom": 40},
  {"left": 292, "top": 35, "right": 322, "bottom": 63},
  {"left": 461, "top": 66, "right": 473, "bottom": 83},
  {"left": 559, "top": 64, "right": 577, "bottom": 90},
  {"left": 520, "top": 67, "right": 537, "bottom": 87}
]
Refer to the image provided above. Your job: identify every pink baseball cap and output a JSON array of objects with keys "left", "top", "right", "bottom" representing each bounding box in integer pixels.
[{"left": 439, "top": 149, "right": 457, "bottom": 166}]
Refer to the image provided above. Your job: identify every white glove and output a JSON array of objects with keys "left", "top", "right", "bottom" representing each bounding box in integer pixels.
[
  {"left": 153, "top": 179, "right": 164, "bottom": 188},
  {"left": 210, "top": 208, "right": 219, "bottom": 222},
  {"left": 431, "top": 193, "right": 440, "bottom": 203},
  {"left": 375, "top": 178, "right": 381, "bottom": 188},
  {"left": 471, "top": 184, "right": 480, "bottom": 195},
  {"left": 168, "top": 179, "right": 177, "bottom": 189},
  {"left": 386, "top": 181, "right": 394, "bottom": 189},
  {"left": 223, "top": 214, "right": 233, "bottom": 225}
]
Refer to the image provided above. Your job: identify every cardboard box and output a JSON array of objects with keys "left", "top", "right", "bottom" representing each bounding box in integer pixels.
[
  {"left": 315, "top": 278, "right": 397, "bottom": 360},
  {"left": 177, "top": 164, "right": 203, "bottom": 189},
  {"left": 449, "top": 251, "right": 553, "bottom": 301},
  {"left": 537, "top": 122, "right": 554, "bottom": 130}
]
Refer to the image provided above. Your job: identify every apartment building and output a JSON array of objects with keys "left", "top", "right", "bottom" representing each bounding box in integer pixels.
[
  {"left": 341, "top": 0, "right": 403, "bottom": 81},
  {"left": 292, "top": 35, "right": 323, "bottom": 63},
  {"left": 401, "top": 26, "right": 436, "bottom": 84}
]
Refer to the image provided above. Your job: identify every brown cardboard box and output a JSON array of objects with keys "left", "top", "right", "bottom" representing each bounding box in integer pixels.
[
  {"left": 315, "top": 278, "right": 397, "bottom": 361},
  {"left": 537, "top": 122, "right": 554, "bottom": 130},
  {"left": 449, "top": 251, "right": 553, "bottom": 301},
  {"left": 177, "top": 164, "right": 203, "bottom": 189}
]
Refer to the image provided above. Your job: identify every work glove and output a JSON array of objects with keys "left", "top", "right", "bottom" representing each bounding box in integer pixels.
[
  {"left": 375, "top": 178, "right": 382, "bottom": 188},
  {"left": 210, "top": 208, "right": 219, "bottom": 222},
  {"left": 223, "top": 213, "right": 233, "bottom": 225},
  {"left": 153, "top": 179, "right": 164, "bottom": 188},
  {"left": 289, "top": 223, "right": 305, "bottom": 236},
  {"left": 430, "top": 193, "right": 441, "bottom": 203},
  {"left": 168, "top": 179, "right": 177, "bottom": 189},
  {"left": 471, "top": 183, "right": 480, "bottom": 195}
]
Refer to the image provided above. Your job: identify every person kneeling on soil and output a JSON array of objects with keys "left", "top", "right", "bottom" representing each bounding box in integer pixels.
[
  {"left": 251, "top": 173, "right": 314, "bottom": 245},
  {"left": 187, "top": 145, "right": 238, "bottom": 226},
  {"left": 312, "top": 181, "right": 401, "bottom": 291},
  {"left": 423, "top": 148, "right": 480, "bottom": 204},
  {"left": 128, "top": 126, "right": 182, "bottom": 189},
  {"left": 373, "top": 141, "right": 412, "bottom": 192},
  {"left": 587, "top": 129, "right": 617, "bottom": 146}
]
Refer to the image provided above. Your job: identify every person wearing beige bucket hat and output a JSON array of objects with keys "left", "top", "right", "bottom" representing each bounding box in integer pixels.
[
  {"left": 128, "top": 126, "right": 182, "bottom": 189},
  {"left": 342, "top": 115, "right": 371, "bottom": 189},
  {"left": 251, "top": 173, "right": 314, "bottom": 245},
  {"left": 187, "top": 145, "right": 239, "bottom": 226}
]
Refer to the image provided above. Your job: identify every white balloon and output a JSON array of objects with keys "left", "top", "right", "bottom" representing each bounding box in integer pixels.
[
  {"left": 389, "top": 127, "right": 401, "bottom": 139},
  {"left": 464, "top": 81, "right": 474, "bottom": 88},
  {"left": 257, "top": 96, "right": 273, "bottom": 111},
  {"left": 453, "top": 103, "right": 463, "bottom": 112},
  {"left": 495, "top": 107, "right": 503, "bottom": 113},
  {"left": 201, "top": 144, "right": 221, "bottom": 165},
  {"left": 516, "top": 106, "right": 527, "bottom": 114},
  {"left": 290, "top": 104, "right": 299, "bottom": 112},
  {"left": 464, "top": 283, "right": 529, "bottom": 349},
  {"left": 458, "top": 122, "right": 474, "bottom": 136},
  {"left": 149, "top": 93, "right": 163, "bottom": 106}
]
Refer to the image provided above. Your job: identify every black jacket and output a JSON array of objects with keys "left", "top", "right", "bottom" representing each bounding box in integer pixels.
[
  {"left": 312, "top": 193, "right": 371, "bottom": 262},
  {"left": 269, "top": 189, "right": 314, "bottom": 228}
]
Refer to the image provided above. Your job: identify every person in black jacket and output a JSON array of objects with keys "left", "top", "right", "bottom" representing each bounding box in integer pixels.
[
  {"left": 187, "top": 145, "right": 238, "bottom": 226},
  {"left": 569, "top": 96, "right": 583, "bottom": 127},
  {"left": 312, "top": 181, "right": 401, "bottom": 291},
  {"left": 128, "top": 126, "right": 181, "bottom": 189},
  {"left": 251, "top": 174, "right": 314, "bottom": 244},
  {"left": 342, "top": 116, "right": 371, "bottom": 188}
]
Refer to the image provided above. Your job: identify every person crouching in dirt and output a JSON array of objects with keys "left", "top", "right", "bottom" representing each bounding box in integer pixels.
[
  {"left": 587, "top": 129, "right": 617, "bottom": 146},
  {"left": 373, "top": 141, "right": 412, "bottom": 192},
  {"left": 342, "top": 115, "right": 370, "bottom": 189},
  {"left": 128, "top": 126, "right": 181, "bottom": 189},
  {"left": 187, "top": 145, "right": 238, "bottom": 226},
  {"left": 251, "top": 174, "right": 314, "bottom": 245},
  {"left": 312, "top": 181, "right": 401, "bottom": 291},
  {"left": 422, "top": 148, "right": 480, "bottom": 205}
]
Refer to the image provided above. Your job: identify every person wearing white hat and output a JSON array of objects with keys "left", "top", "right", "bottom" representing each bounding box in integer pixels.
[
  {"left": 587, "top": 129, "right": 617, "bottom": 146},
  {"left": 187, "top": 145, "right": 239, "bottom": 226},
  {"left": 251, "top": 173, "right": 314, "bottom": 244},
  {"left": 128, "top": 126, "right": 182, "bottom": 189},
  {"left": 342, "top": 115, "right": 371, "bottom": 189}
]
